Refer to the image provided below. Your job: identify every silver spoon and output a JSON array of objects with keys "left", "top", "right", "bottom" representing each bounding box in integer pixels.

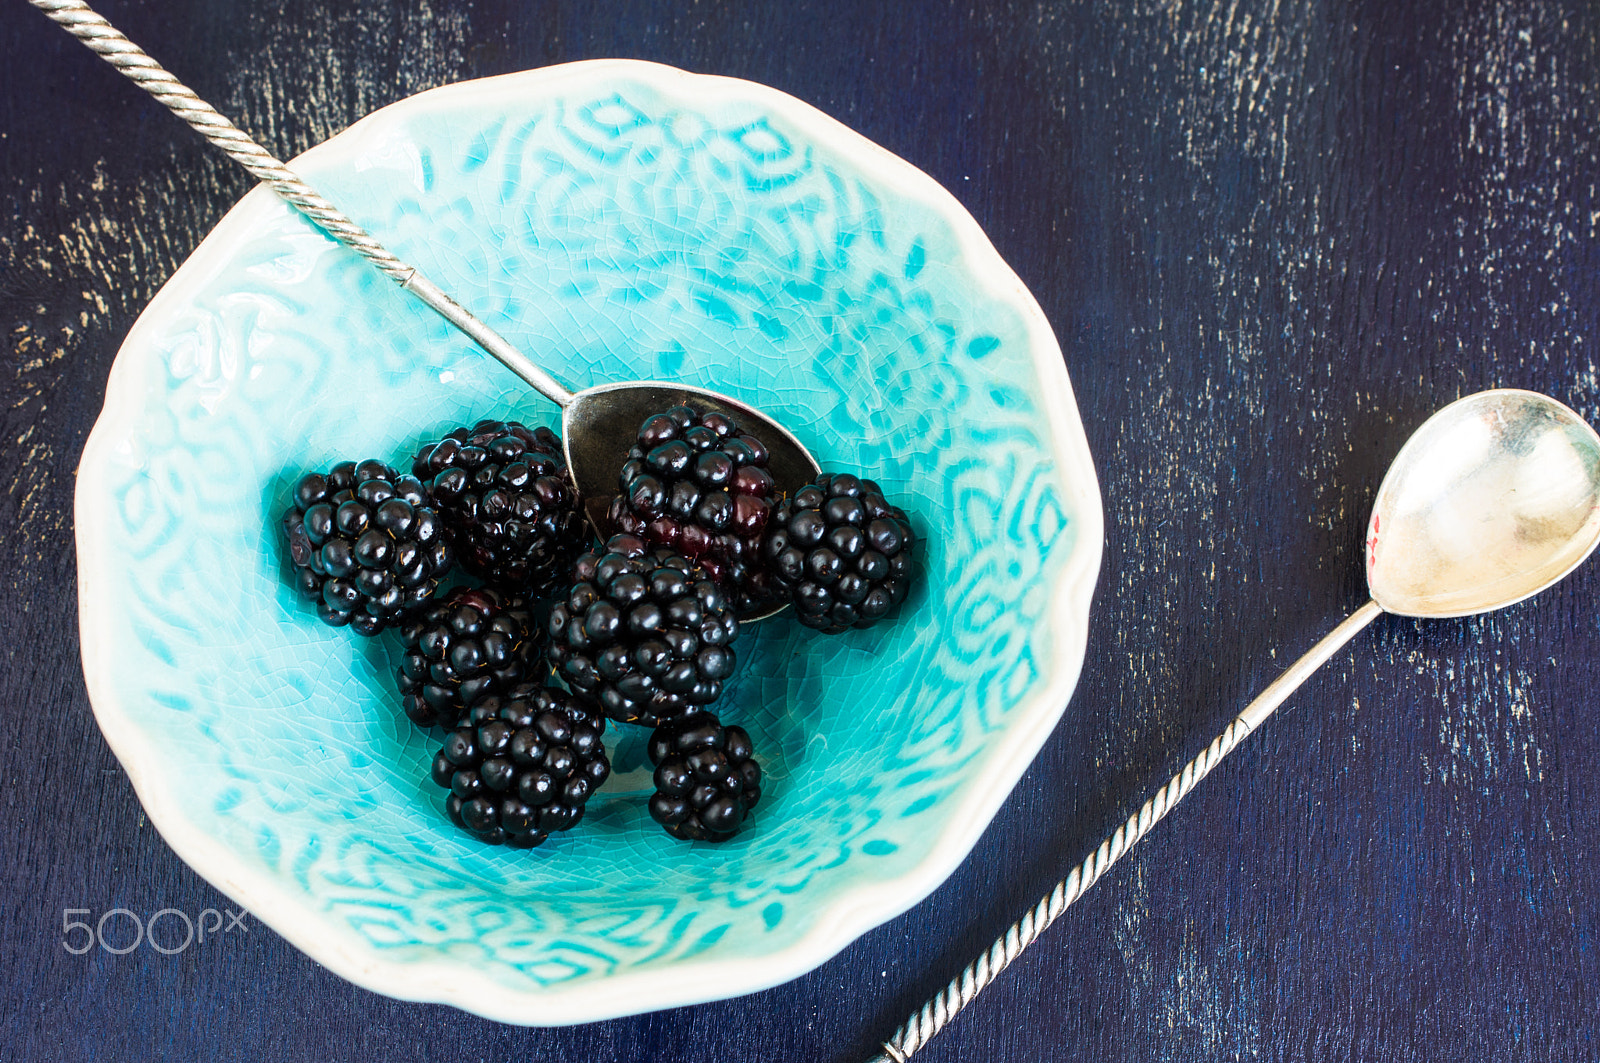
[
  {"left": 869, "top": 388, "right": 1600, "bottom": 1063},
  {"left": 33, "top": 0, "right": 821, "bottom": 614}
]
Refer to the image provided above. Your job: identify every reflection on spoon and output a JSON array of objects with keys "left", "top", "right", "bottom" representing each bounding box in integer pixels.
[{"left": 1367, "top": 390, "right": 1600, "bottom": 618}]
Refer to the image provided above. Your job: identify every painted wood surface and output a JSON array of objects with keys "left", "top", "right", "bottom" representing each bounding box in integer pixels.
[{"left": 3, "top": 0, "right": 1598, "bottom": 1059}]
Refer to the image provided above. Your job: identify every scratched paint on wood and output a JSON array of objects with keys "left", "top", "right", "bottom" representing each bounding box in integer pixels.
[{"left": 3, "top": 0, "right": 1599, "bottom": 1060}]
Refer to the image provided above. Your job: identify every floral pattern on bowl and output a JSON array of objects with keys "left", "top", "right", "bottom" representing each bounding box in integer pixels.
[{"left": 75, "top": 59, "right": 1102, "bottom": 1024}]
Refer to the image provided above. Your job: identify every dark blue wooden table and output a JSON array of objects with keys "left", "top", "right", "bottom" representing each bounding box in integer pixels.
[{"left": 5, "top": 1, "right": 1599, "bottom": 1059}]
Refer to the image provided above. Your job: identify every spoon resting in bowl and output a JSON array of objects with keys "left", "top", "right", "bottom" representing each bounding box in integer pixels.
[
  {"left": 868, "top": 388, "right": 1600, "bottom": 1063},
  {"left": 31, "top": 0, "right": 822, "bottom": 622}
]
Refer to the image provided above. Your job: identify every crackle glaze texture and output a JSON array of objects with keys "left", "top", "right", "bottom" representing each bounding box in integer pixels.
[{"left": 73, "top": 63, "right": 1099, "bottom": 1021}]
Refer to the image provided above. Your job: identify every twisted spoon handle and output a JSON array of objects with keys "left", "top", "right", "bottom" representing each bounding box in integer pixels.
[
  {"left": 30, "top": 0, "right": 574, "bottom": 406},
  {"left": 868, "top": 599, "right": 1384, "bottom": 1063}
]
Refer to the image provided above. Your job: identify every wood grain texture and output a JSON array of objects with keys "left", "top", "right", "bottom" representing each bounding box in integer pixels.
[{"left": 3, "top": 0, "right": 1598, "bottom": 1059}]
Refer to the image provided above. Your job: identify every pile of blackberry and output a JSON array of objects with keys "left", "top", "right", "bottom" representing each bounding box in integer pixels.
[
  {"left": 278, "top": 421, "right": 601, "bottom": 851},
  {"left": 548, "top": 408, "right": 917, "bottom": 844},
  {"left": 278, "top": 401, "right": 920, "bottom": 851},
  {"left": 543, "top": 525, "right": 763, "bottom": 842}
]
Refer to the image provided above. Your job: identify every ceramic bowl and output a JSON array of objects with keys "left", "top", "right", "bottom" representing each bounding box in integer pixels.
[{"left": 75, "top": 59, "right": 1102, "bottom": 1024}]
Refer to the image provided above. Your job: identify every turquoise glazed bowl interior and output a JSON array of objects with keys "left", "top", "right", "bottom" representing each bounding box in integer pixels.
[{"left": 75, "top": 61, "right": 1102, "bottom": 1024}]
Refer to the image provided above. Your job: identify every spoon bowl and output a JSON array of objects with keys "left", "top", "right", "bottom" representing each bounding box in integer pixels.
[
  {"left": 561, "top": 379, "right": 823, "bottom": 619},
  {"left": 1366, "top": 389, "right": 1600, "bottom": 618},
  {"left": 31, "top": 0, "right": 823, "bottom": 622},
  {"left": 562, "top": 380, "right": 821, "bottom": 534},
  {"left": 407, "top": 278, "right": 825, "bottom": 614}
]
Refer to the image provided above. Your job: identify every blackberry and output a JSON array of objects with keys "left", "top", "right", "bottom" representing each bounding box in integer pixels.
[
  {"left": 647, "top": 711, "right": 762, "bottom": 842},
  {"left": 547, "top": 533, "right": 740, "bottom": 727},
  {"left": 396, "top": 587, "right": 547, "bottom": 729},
  {"left": 412, "top": 419, "right": 588, "bottom": 598},
  {"left": 604, "top": 405, "right": 778, "bottom": 608},
  {"left": 762, "top": 472, "right": 916, "bottom": 633},
  {"left": 280, "top": 459, "right": 452, "bottom": 636},
  {"left": 429, "top": 683, "right": 610, "bottom": 847}
]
